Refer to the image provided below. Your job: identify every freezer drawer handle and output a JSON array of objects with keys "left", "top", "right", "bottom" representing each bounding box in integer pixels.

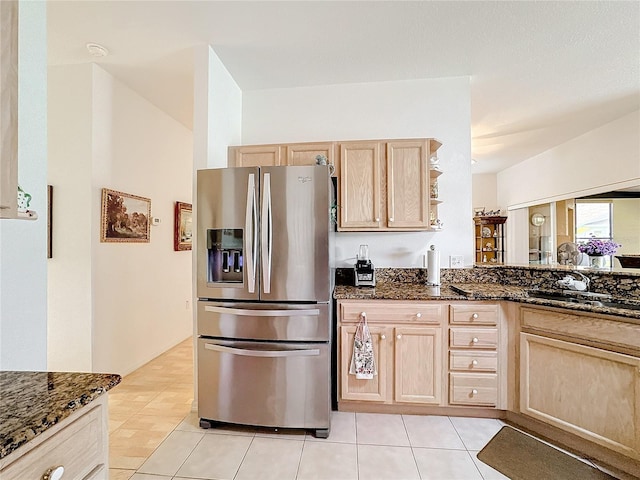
[
  {"left": 204, "top": 305, "right": 320, "bottom": 317},
  {"left": 205, "top": 343, "right": 320, "bottom": 357}
]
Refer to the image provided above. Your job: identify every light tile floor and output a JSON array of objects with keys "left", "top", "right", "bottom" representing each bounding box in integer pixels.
[{"left": 107, "top": 338, "right": 600, "bottom": 480}]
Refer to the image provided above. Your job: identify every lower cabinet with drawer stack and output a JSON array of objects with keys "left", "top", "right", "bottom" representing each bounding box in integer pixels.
[
  {"left": 337, "top": 299, "right": 507, "bottom": 414},
  {"left": 448, "top": 303, "right": 505, "bottom": 408}
]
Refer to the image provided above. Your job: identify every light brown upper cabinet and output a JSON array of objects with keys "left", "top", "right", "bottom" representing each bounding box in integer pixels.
[
  {"left": 338, "top": 138, "right": 442, "bottom": 232},
  {"left": 0, "top": 0, "right": 19, "bottom": 219},
  {"left": 228, "top": 141, "right": 337, "bottom": 175},
  {"left": 386, "top": 140, "right": 429, "bottom": 229},
  {"left": 229, "top": 145, "right": 282, "bottom": 168},
  {"left": 339, "top": 141, "right": 382, "bottom": 229},
  {"left": 285, "top": 142, "right": 336, "bottom": 172}
]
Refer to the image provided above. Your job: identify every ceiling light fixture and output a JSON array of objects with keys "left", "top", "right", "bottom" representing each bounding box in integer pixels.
[{"left": 86, "top": 43, "right": 109, "bottom": 57}]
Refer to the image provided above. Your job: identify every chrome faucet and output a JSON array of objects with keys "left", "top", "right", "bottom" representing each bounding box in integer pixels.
[{"left": 557, "top": 271, "right": 590, "bottom": 292}]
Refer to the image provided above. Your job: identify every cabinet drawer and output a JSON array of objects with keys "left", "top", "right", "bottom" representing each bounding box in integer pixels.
[
  {"left": 450, "top": 304, "right": 498, "bottom": 325},
  {"left": 340, "top": 301, "right": 444, "bottom": 324},
  {"left": 449, "top": 328, "right": 498, "bottom": 348},
  {"left": 520, "top": 306, "right": 640, "bottom": 353},
  {"left": 0, "top": 403, "right": 104, "bottom": 480},
  {"left": 449, "top": 373, "right": 497, "bottom": 406},
  {"left": 449, "top": 351, "right": 497, "bottom": 372}
]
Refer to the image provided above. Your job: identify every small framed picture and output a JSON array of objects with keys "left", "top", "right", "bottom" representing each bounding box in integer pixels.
[
  {"left": 174, "top": 201, "right": 193, "bottom": 251},
  {"left": 100, "top": 188, "right": 151, "bottom": 243}
]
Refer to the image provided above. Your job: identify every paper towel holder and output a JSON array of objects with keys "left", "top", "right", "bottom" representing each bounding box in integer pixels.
[{"left": 425, "top": 244, "right": 441, "bottom": 286}]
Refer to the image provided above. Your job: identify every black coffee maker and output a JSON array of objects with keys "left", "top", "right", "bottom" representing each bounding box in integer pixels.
[{"left": 354, "top": 244, "right": 375, "bottom": 287}]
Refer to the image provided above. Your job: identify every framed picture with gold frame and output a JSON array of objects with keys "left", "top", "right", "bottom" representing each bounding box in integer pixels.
[
  {"left": 100, "top": 188, "right": 151, "bottom": 243},
  {"left": 174, "top": 201, "right": 192, "bottom": 251}
]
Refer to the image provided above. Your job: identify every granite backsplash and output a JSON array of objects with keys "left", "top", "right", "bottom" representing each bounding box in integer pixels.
[{"left": 336, "top": 265, "right": 640, "bottom": 299}]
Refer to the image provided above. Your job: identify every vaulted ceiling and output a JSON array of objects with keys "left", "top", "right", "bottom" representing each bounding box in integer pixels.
[{"left": 48, "top": 1, "right": 640, "bottom": 174}]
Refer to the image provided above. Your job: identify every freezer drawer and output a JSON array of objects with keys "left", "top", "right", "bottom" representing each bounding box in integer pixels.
[
  {"left": 197, "top": 301, "right": 330, "bottom": 342},
  {"left": 198, "top": 338, "right": 330, "bottom": 431}
]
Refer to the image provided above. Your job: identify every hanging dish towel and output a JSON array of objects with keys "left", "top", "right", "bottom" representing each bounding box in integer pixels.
[{"left": 349, "top": 312, "right": 377, "bottom": 380}]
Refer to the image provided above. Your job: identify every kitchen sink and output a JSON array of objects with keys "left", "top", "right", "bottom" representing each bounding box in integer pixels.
[{"left": 526, "top": 290, "right": 640, "bottom": 311}]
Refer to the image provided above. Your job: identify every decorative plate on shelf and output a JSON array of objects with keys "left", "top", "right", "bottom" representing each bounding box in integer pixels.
[{"left": 482, "top": 227, "right": 491, "bottom": 238}]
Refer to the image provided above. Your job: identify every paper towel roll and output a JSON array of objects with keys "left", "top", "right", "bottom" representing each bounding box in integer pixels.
[{"left": 426, "top": 245, "right": 440, "bottom": 285}]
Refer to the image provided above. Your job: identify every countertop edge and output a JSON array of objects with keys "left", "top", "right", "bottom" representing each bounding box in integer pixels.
[{"left": 0, "top": 372, "right": 121, "bottom": 460}]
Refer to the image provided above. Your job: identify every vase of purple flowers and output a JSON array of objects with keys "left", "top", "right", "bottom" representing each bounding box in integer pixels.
[{"left": 577, "top": 239, "right": 621, "bottom": 268}]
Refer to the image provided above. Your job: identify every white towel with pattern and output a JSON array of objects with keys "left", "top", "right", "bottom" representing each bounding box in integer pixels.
[{"left": 349, "top": 312, "right": 377, "bottom": 380}]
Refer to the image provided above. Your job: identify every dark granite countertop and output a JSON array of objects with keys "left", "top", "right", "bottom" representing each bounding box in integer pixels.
[
  {"left": 0, "top": 371, "right": 121, "bottom": 460},
  {"left": 334, "top": 282, "right": 640, "bottom": 322}
]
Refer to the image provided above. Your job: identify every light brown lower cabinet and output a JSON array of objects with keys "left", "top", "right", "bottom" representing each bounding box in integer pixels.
[
  {"left": 0, "top": 395, "right": 109, "bottom": 480},
  {"left": 338, "top": 300, "right": 445, "bottom": 406},
  {"left": 520, "top": 332, "right": 640, "bottom": 461},
  {"left": 339, "top": 324, "right": 442, "bottom": 405}
]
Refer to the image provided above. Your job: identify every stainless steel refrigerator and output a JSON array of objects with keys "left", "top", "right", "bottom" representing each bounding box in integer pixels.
[{"left": 196, "top": 165, "right": 332, "bottom": 438}]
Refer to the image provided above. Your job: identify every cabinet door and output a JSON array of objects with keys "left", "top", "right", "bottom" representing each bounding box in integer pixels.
[
  {"left": 339, "top": 142, "right": 381, "bottom": 230},
  {"left": 340, "top": 325, "right": 388, "bottom": 402},
  {"left": 0, "top": 1, "right": 18, "bottom": 218},
  {"left": 285, "top": 143, "right": 336, "bottom": 175},
  {"left": 520, "top": 333, "right": 640, "bottom": 460},
  {"left": 394, "top": 326, "right": 442, "bottom": 404},
  {"left": 386, "top": 141, "right": 429, "bottom": 229},
  {"left": 230, "top": 145, "right": 281, "bottom": 167}
]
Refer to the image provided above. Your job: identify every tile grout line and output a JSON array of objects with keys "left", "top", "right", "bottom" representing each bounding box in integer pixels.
[
  {"left": 402, "top": 414, "right": 424, "bottom": 480},
  {"left": 231, "top": 434, "right": 256, "bottom": 480}
]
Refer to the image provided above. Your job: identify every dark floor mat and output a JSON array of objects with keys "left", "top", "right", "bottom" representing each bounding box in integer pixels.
[{"left": 477, "top": 426, "right": 617, "bottom": 480}]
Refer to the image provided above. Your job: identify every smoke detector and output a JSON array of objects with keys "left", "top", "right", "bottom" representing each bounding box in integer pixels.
[{"left": 86, "top": 43, "right": 109, "bottom": 57}]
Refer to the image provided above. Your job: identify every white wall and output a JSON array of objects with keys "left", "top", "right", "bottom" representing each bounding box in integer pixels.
[
  {"left": 193, "top": 46, "right": 242, "bottom": 171},
  {"left": 47, "top": 64, "right": 94, "bottom": 371},
  {"left": 242, "top": 77, "right": 473, "bottom": 267},
  {"left": 47, "top": 64, "right": 193, "bottom": 375},
  {"left": 613, "top": 198, "right": 640, "bottom": 257},
  {"left": 498, "top": 110, "right": 640, "bottom": 209},
  {"left": 0, "top": 1, "right": 48, "bottom": 370},
  {"left": 90, "top": 65, "right": 193, "bottom": 375},
  {"left": 472, "top": 174, "right": 499, "bottom": 212}
]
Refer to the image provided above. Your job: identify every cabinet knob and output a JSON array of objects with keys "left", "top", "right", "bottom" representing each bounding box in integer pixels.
[
  {"left": 397, "top": 334, "right": 402, "bottom": 340},
  {"left": 471, "top": 389, "right": 478, "bottom": 396},
  {"left": 472, "top": 313, "right": 479, "bottom": 319},
  {"left": 375, "top": 217, "right": 380, "bottom": 222},
  {"left": 472, "top": 337, "right": 479, "bottom": 344},
  {"left": 389, "top": 217, "right": 394, "bottom": 222},
  {"left": 416, "top": 312, "right": 422, "bottom": 318},
  {"left": 43, "top": 466, "right": 65, "bottom": 480},
  {"left": 471, "top": 360, "right": 478, "bottom": 366},
  {"left": 360, "top": 312, "right": 366, "bottom": 319},
  {"left": 381, "top": 334, "right": 386, "bottom": 340}
]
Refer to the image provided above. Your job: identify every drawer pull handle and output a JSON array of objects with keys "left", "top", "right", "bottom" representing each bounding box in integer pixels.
[
  {"left": 471, "top": 360, "right": 478, "bottom": 366},
  {"left": 416, "top": 312, "right": 422, "bottom": 318},
  {"left": 472, "top": 313, "right": 479, "bottom": 319},
  {"left": 472, "top": 337, "right": 479, "bottom": 344},
  {"left": 43, "top": 466, "right": 64, "bottom": 480},
  {"left": 471, "top": 389, "right": 478, "bottom": 395},
  {"left": 397, "top": 334, "right": 402, "bottom": 340}
]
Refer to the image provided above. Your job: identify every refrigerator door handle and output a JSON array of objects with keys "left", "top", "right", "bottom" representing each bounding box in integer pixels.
[
  {"left": 204, "top": 305, "right": 320, "bottom": 317},
  {"left": 204, "top": 343, "right": 320, "bottom": 358},
  {"left": 261, "top": 172, "right": 273, "bottom": 293},
  {"left": 245, "top": 173, "right": 258, "bottom": 293}
]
